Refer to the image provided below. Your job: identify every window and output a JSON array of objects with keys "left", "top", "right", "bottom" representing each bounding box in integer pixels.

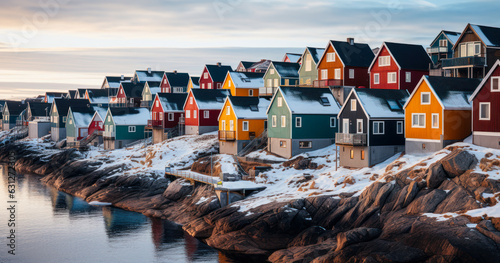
[
  {"left": 208, "top": 83, "right": 212, "bottom": 89},
  {"left": 320, "top": 97, "right": 330, "bottom": 106},
  {"left": 479, "top": 103, "right": 490, "bottom": 120},
  {"left": 280, "top": 140, "right": 287, "bottom": 148},
  {"left": 226, "top": 106, "right": 230, "bottom": 115},
  {"left": 228, "top": 81, "right": 231, "bottom": 87},
  {"left": 201, "top": 83, "right": 205, "bottom": 89},
  {"left": 186, "top": 110, "right": 190, "bottom": 118},
  {"left": 351, "top": 99, "right": 357, "bottom": 111},
  {"left": 334, "top": 69, "right": 341, "bottom": 80},
  {"left": 168, "top": 113, "right": 174, "bottom": 121},
  {"left": 299, "top": 141, "right": 312, "bottom": 148},
  {"left": 217, "top": 83, "right": 221, "bottom": 89},
  {"left": 272, "top": 115, "right": 277, "bottom": 127},
  {"left": 491, "top": 77, "right": 500, "bottom": 92},
  {"left": 321, "top": 69, "right": 328, "bottom": 80},
  {"left": 412, "top": 113, "right": 425, "bottom": 128},
  {"left": 221, "top": 120, "right": 226, "bottom": 130},
  {"left": 421, "top": 92, "right": 431, "bottom": 105},
  {"left": 249, "top": 90, "right": 253, "bottom": 96},
  {"left": 69, "top": 119, "right": 73, "bottom": 125},
  {"left": 349, "top": 69, "right": 355, "bottom": 79},
  {"left": 281, "top": 116, "right": 286, "bottom": 127},
  {"left": 439, "top": 39, "right": 448, "bottom": 47},
  {"left": 397, "top": 121, "right": 403, "bottom": 134},
  {"left": 350, "top": 149, "right": 354, "bottom": 159},
  {"left": 378, "top": 56, "right": 391, "bottom": 66},
  {"left": 242, "top": 121, "right": 249, "bottom": 131},
  {"left": 193, "top": 110, "right": 197, "bottom": 118},
  {"left": 388, "top": 72, "right": 397, "bottom": 83},
  {"left": 273, "top": 79, "right": 279, "bottom": 87},
  {"left": 189, "top": 97, "right": 193, "bottom": 104},
  {"left": 128, "top": 126, "right": 136, "bottom": 132},
  {"left": 330, "top": 117, "right": 336, "bottom": 128},
  {"left": 305, "top": 56, "right": 312, "bottom": 71},
  {"left": 373, "top": 121, "right": 385, "bottom": 134},
  {"left": 374, "top": 73, "right": 380, "bottom": 84},
  {"left": 284, "top": 79, "right": 289, "bottom": 86},
  {"left": 405, "top": 72, "right": 411, "bottom": 83},
  {"left": 159, "top": 113, "right": 163, "bottom": 120},
  {"left": 107, "top": 116, "right": 110, "bottom": 122},
  {"left": 460, "top": 44, "right": 467, "bottom": 57},
  {"left": 229, "top": 120, "right": 234, "bottom": 130},
  {"left": 295, "top": 117, "right": 302, "bottom": 128},
  {"left": 63, "top": 116, "right": 67, "bottom": 123},
  {"left": 431, "top": 114, "right": 439, "bottom": 129},
  {"left": 204, "top": 111, "right": 209, "bottom": 119},
  {"left": 361, "top": 150, "right": 365, "bottom": 160},
  {"left": 164, "top": 79, "right": 167, "bottom": 84},
  {"left": 156, "top": 100, "right": 159, "bottom": 107},
  {"left": 270, "top": 69, "right": 275, "bottom": 75},
  {"left": 204, "top": 72, "right": 208, "bottom": 79},
  {"left": 356, "top": 119, "right": 363, "bottom": 133},
  {"left": 277, "top": 97, "right": 283, "bottom": 107},
  {"left": 475, "top": 43, "right": 481, "bottom": 55},
  {"left": 267, "top": 79, "right": 272, "bottom": 87},
  {"left": 326, "top": 53, "right": 336, "bottom": 62}
]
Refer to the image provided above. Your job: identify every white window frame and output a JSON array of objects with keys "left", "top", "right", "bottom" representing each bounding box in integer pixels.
[
  {"left": 128, "top": 126, "right": 136, "bottom": 132},
  {"left": 204, "top": 72, "right": 208, "bottom": 79},
  {"left": 228, "top": 81, "right": 232, "bottom": 88},
  {"left": 201, "top": 83, "right": 205, "bottom": 89},
  {"left": 155, "top": 100, "right": 159, "bottom": 107},
  {"left": 249, "top": 90, "right": 253, "bottom": 96},
  {"left": 396, "top": 121, "right": 403, "bottom": 134},
  {"left": 334, "top": 68, "right": 341, "bottom": 80},
  {"left": 277, "top": 97, "right": 283, "bottom": 107},
  {"left": 491, "top": 77, "right": 500, "bottom": 92},
  {"left": 439, "top": 39, "right": 448, "bottom": 47},
  {"left": 273, "top": 78, "right": 279, "bottom": 87},
  {"left": 295, "top": 117, "right": 302, "bottom": 128},
  {"left": 421, "top": 92, "right": 431, "bottom": 105},
  {"left": 168, "top": 113, "right": 174, "bottom": 121},
  {"left": 432, "top": 113, "right": 439, "bottom": 129},
  {"left": 242, "top": 121, "right": 249, "bottom": 131},
  {"left": 351, "top": 99, "right": 357, "bottom": 111},
  {"left": 272, "top": 115, "right": 277, "bottom": 127},
  {"left": 193, "top": 110, "right": 197, "bottom": 119},
  {"left": 226, "top": 106, "right": 231, "bottom": 115},
  {"left": 326, "top": 53, "right": 336, "bottom": 62},
  {"left": 207, "top": 83, "right": 212, "bottom": 89},
  {"left": 356, "top": 119, "right": 363, "bottom": 134},
  {"left": 479, "top": 102, "right": 491, "bottom": 120},
  {"left": 388, "top": 72, "right": 397, "bottom": 83},
  {"left": 204, "top": 110, "right": 209, "bottom": 119},
  {"left": 349, "top": 69, "right": 354, "bottom": 79},
  {"left": 412, "top": 113, "right": 426, "bottom": 128},
  {"left": 374, "top": 73, "right": 380, "bottom": 84},
  {"left": 321, "top": 69, "right": 328, "bottom": 80},
  {"left": 460, "top": 43, "right": 467, "bottom": 57},
  {"left": 186, "top": 110, "right": 191, "bottom": 118},
  {"left": 330, "top": 117, "right": 337, "bottom": 128},
  {"left": 378, "top": 56, "right": 391, "bottom": 67},
  {"left": 305, "top": 56, "right": 312, "bottom": 71},
  {"left": 372, "top": 121, "right": 385, "bottom": 135},
  {"left": 281, "top": 115, "right": 286, "bottom": 128},
  {"left": 405, "top": 72, "right": 411, "bottom": 83}
]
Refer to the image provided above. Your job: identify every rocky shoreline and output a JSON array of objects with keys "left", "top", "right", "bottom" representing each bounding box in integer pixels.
[{"left": 2, "top": 141, "right": 500, "bottom": 262}]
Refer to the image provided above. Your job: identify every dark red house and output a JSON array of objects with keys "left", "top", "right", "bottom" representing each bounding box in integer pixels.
[
  {"left": 184, "top": 89, "right": 229, "bottom": 135},
  {"left": 199, "top": 63, "right": 233, "bottom": 90},
  {"left": 469, "top": 59, "right": 500, "bottom": 148},
  {"left": 150, "top": 93, "right": 188, "bottom": 143},
  {"left": 369, "top": 42, "right": 431, "bottom": 93}
]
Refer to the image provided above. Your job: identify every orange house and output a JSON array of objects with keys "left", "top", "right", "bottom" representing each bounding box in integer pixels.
[
  {"left": 218, "top": 96, "right": 270, "bottom": 155},
  {"left": 221, "top": 71, "right": 264, "bottom": 97},
  {"left": 403, "top": 76, "right": 481, "bottom": 154}
]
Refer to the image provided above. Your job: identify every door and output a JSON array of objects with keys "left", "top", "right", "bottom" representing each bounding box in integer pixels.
[
  {"left": 229, "top": 120, "right": 234, "bottom": 131},
  {"left": 343, "top": 119, "right": 349, "bottom": 134}
]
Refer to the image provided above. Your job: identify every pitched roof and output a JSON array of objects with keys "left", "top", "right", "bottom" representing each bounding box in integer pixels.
[
  {"left": 165, "top": 72, "right": 190, "bottom": 87},
  {"left": 306, "top": 47, "right": 325, "bottom": 65},
  {"left": 470, "top": 24, "right": 500, "bottom": 47},
  {"left": 205, "top": 64, "right": 233, "bottom": 82},
  {"left": 92, "top": 106, "right": 109, "bottom": 122},
  {"left": 134, "top": 70, "right": 164, "bottom": 82},
  {"left": 28, "top": 102, "right": 51, "bottom": 117},
  {"left": 283, "top": 53, "right": 302, "bottom": 63},
  {"left": 146, "top": 81, "right": 161, "bottom": 95},
  {"left": 105, "top": 76, "right": 132, "bottom": 88},
  {"left": 45, "top": 92, "right": 67, "bottom": 103},
  {"left": 248, "top": 60, "right": 271, "bottom": 71},
  {"left": 156, "top": 93, "right": 188, "bottom": 112},
  {"left": 227, "top": 96, "right": 270, "bottom": 119},
  {"left": 272, "top": 62, "right": 300, "bottom": 78},
  {"left": 87, "top": 89, "right": 109, "bottom": 104},
  {"left": 352, "top": 89, "right": 409, "bottom": 118},
  {"left": 274, "top": 86, "right": 341, "bottom": 115},
  {"left": 327, "top": 41, "right": 374, "bottom": 67},
  {"left": 470, "top": 60, "right": 500, "bottom": 101},
  {"left": 239, "top": 61, "right": 256, "bottom": 69},
  {"left": 77, "top": 89, "right": 87, "bottom": 98},
  {"left": 53, "top": 99, "right": 91, "bottom": 116},
  {"left": 381, "top": 42, "right": 432, "bottom": 71},
  {"left": 190, "top": 76, "right": 200, "bottom": 87},
  {"left": 190, "top": 89, "right": 230, "bottom": 110},
  {"left": 5, "top": 101, "right": 27, "bottom": 115},
  {"left": 121, "top": 82, "right": 144, "bottom": 98},
  {"left": 429, "top": 30, "right": 461, "bottom": 47},
  {"left": 108, "top": 107, "right": 150, "bottom": 126},
  {"left": 425, "top": 76, "right": 481, "bottom": 109},
  {"left": 227, "top": 72, "right": 264, "bottom": 88},
  {"left": 70, "top": 106, "right": 95, "bottom": 127},
  {"left": 68, "top": 90, "right": 77, "bottom": 99}
]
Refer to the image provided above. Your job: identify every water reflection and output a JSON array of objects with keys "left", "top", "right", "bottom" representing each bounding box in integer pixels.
[{"left": 102, "top": 206, "right": 148, "bottom": 237}]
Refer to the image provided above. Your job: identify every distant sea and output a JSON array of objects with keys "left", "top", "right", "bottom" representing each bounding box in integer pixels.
[{"left": 0, "top": 47, "right": 303, "bottom": 100}]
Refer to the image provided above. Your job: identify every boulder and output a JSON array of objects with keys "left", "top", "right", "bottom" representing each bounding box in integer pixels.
[
  {"left": 335, "top": 227, "right": 382, "bottom": 251},
  {"left": 475, "top": 220, "right": 500, "bottom": 244},
  {"left": 406, "top": 189, "right": 447, "bottom": 215},
  {"left": 162, "top": 179, "right": 193, "bottom": 201},
  {"left": 426, "top": 162, "right": 447, "bottom": 189},
  {"left": 269, "top": 243, "right": 335, "bottom": 263},
  {"left": 435, "top": 180, "right": 482, "bottom": 213},
  {"left": 440, "top": 150, "right": 477, "bottom": 178}
]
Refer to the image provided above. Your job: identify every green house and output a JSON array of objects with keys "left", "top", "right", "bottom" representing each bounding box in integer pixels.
[
  {"left": 266, "top": 86, "right": 341, "bottom": 158},
  {"left": 262, "top": 62, "right": 300, "bottom": 96},
  {"left": 298, "top": 47, "right": 325, "bottom": 86},
  {"left": 103, "top": 107, "right": 150, "bottom": 150},
  {"left": 141, "top": 81, "right": 161, "bottom": 108},
  {"left": 66, "top": 106, "right": 97, "bottom": 145},
  {"left": 49, "top": 98, "right": 91, "bottom": 141}
]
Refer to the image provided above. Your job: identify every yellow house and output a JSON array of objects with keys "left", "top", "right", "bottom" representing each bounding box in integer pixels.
[
  {"left": 221, "top": 71, "right": 264, "bottom": 97},
  {"left": 218, "top": 96, "right": 270, "bottom": 155},
  {"left": 187, "top": 76, "right": 200, "bottom": 92},
  {"left": 403, "top": 76, "right": 481, "bottom": 154}
]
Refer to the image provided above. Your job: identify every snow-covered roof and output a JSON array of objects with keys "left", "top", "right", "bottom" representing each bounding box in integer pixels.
[
  {"left": 354, "top": 89, "right": 409, "bottom": 118},
  {"left": 93, "top": 106, "right": 108, "bottom": 122},
  {"left": 157, "top": 93, "right": 187, "bottom": 112},
  {"left": 426, "top": 76, "right": 480, "bottom": 109},
  {"left": 272, "top": 62, "right": 300, "bottom": 78},
  {"left": 276, "top": 86, "right": 341, "bottom": 115},
  {"left": 105, "top": 76, "right": 132, "bottom": 89},
  {"left": 87, "top": 89, "right": 109, "bottom": 104},
  {"left": 283, "top": 53, "right": 302, "bottom": 63},
  {"left": 109, "top": 108, "right": 150, "bottom": 126},
  {"left": 71, "top": 107, "right": 95, "bottom": 128},
  {"left": 443, "top": 31, "right": 461, "bottom": 45},
  {"left": 470, "top": 24, "right": 500, "bottom": 47},
  {"left": 190, "top": 89, "right": 230, "bottom": 110},
  {"left": 248, "top": 60, "right": 271, "bottom": 71},
  {"left": 228, "top": 96, "right": 270, "bottom": 119},
  {"left": 146, "top": 81, "right": 161, "bottom": 95},
  {"left": 228, "top": 72, "right": 264, "bottom": 89}
]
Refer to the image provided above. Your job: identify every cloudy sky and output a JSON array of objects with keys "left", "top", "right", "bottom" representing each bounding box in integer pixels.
[{"left": 0, "top": 0, "right": 498, "bottom": 99}]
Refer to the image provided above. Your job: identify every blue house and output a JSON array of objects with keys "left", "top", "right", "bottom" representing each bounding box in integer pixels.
[{"left": 427, "top": 30, "right": 461, "bottom": 67}]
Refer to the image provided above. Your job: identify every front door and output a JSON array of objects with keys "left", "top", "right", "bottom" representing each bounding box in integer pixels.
[{"left": 343, "top": 119, "right": 349, "bottom": 134}]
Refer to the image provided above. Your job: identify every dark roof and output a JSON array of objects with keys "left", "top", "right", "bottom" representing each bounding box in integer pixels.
[
  {"left": 306, "top": 47, "right": 325, "bottom": 64},
  {"left": 28, "top": 102, "right": 51, "bottom": 117},
  {"left": 191, "top": 76, "right": 200, "bottom": 86},
  {"left": 229, "top": 95, "right": 260, "bottom": 107},
  {"left": 146, "top": 81, "right": 161, "bottom": 89},
  {"left": 272, "top": 62, "right": 300, "bottom": 78},
  {"left": 329, "top": 41, "right": 375, "bottom": 67},
  {"left": 205, "top": 64, "right": 233, "bottom": 82},
  {"left": 46, "top": 92, "right": 67, "bottom": 97},
  {"left": 121, "top": 82, "right": 144, "bottom": 98},
  {"left": 248, "top": 59, "right": 271, "bottom": 71},
  {"left": 134, "top": 70, "right": 165, "bottom": 82},
  {"left": 53, "top": 99, "right": 91, "bottom": 116},
  {"left": 277, "top": 86, "right": 341, "bottom": 114},
  {"left": 190, "top": 89, "right": 230, "bottom": 110},
  {"left": 425, "top": 76, "right": 481, "bottom": 108},
  {"left": 239, "top": 61, "right": 256, "bottom": 69},
  {"left": 157, "top": 93, "right": 188, "bottom": 112},
  {"left": 70, "top": 105, "right": 95, "bottom": 114},
  {"left": 5, "top": 101, "right": 27, "bottom": 115},
  {"left": 77, "top": 89, "right": 87, "bottom": 98},
  {"left": 165, "top": 72, "right": 190, "bottom": 87},
  {"left": 106, "top": 76, "right": 132, "bottom": 83},
  {"left": 87, "top": 89, "right": 109, "bottom": 104},
  {"left": 470, "top": 24, "right": 500, "bottom": 47},
  {"left": 68, "top": 90, "right": 77, "bottom": 99},
  {"left": 384, "top": 42, "right": 431, "bottom": 71}
]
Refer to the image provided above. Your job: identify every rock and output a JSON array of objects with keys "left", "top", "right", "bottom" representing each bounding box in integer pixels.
[
  {"left": 183, "top": 217, "right": 215, "bottom": 238},
  {"left": 426, "top": 162, "right": 447, "bottom": 189},
  {"left": 335, "top": 227, "right": 382, "bottom": 251},
  {"left": 162, "top": 179, "right": 193, "bottom": 201},
  {"left": 435, "top": 180, "right": 483, "bottom": 213},
  {"left": 372, "top": 183, "right": 394, "bottom": 207},
  {"left": 269, "top": 243, "right": 335, "bottom": 263},
  {"left": 304, "top": 196, "right": 340, "bottom": 224},
  {"left": 440, "top": 150, "right": 477, "bottom": 178},
  {"left": 406, "top": 189, "right": 447, "bottom": 215},
  {"left": 476, "top": 220, "right": 500, "bottom": 244},
  {"left": 392, "top": 181, "right": 419, "bottom": 211},
  {"left": 321, "top": 197, "right": 358, "bottom": 229}
]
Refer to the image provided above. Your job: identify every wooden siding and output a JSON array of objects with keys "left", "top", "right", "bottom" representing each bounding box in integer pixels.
[
  {"left": 160, "top": 75, "right": 170, "bottom": 93},
  {"left": 368, "top": 119, "right": 405, "bottom": 146},
  {"left": 338, "top": 94, "right": 368, "bottom": 134},
  {"left": 291, "top": 113, "right": 337, "bottom": 139},
  {"left": 263, "top": 64, "right": 281, "bottom": 89},
  {"left": 343, "top": 66, "right": 370, "bottom": 88},
  {"left": 222, "top": 74, "right": 259, "bottom": 97},
  {"left": 299, "top": 50, "right": 319, "bottom": 86},
  {"left": 199, "top": 67, "right": 213, "bottom": 89},
  {"left": 267, "top": 90, "right": 291, "bottom": 139},
  {"left": 317, "top": 45, "right": 344, "bottom": 83},
  {"left": 184, "top": 92, "right": 199, "bottom": 126},
  {"left": 443, "top": 109, "right": 471, "bottom": 141},
  {"left": 453, "top": 27, "right": 484, "bottom": 58},
  {"left": 472, "top": 65, "right": 500, "bottom": 133},
  {"left": 219, "top": 100, "right": 266, "bottom": 141},
  {"left": 370, "top": 46, "right": 400, "bottom": 90},
  {"left": 88, "top": 116, "right": 104, "bottom": 136}
]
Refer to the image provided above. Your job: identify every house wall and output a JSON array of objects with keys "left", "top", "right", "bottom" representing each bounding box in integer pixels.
[
  {"left": 338, "top": 95, "right": 368, "bottom": 134},
  {"left": 317, "top": 44, "right": 343, "bottom": 83},
  {"left": 343, "top": 66, "right": 370, "bottom": 88},
  {"left": 338, "top": 146, "right": 370, "bottom": 168},
  {"left": 163, "top": 112, "right": 183, "bottom": 129},
  {"left": 368, "top": 119, "right": 405, "bottom": 146},
  {"left": 299, "top": 50, "right": 319, "bottom": 86},
  {"left": 443, "top": 109, "right": 471, "bottom": 141},
  {"left": 267, "top": 91, "right": 291, "bottom": 139},
  {"left": 405, "top": 81, "right": 443, "bottom": 141},
  {"left": 219, "top": 140, "right": 249, "bottom": 155},
  {"left": 184, "top": 93, "right": 199, "bottom": 127},
  {"left": 268, "top": 138, "right": 292, "bottom": 159},
  {"left": 263, "top": 64, "right": 281, "bottom": 89},
  {"left": 406, "top": 139, "right": 444, "bottom": 154},
  {"left": 472, "top": 65, "right": 500, "bottom": 133},
  {"left": 237, "top": 119, "right": 266, "bottom": 141},
  {"left": 161, "top": 75, "right": 171, "bottom": 93},
  {"left": 370, "top": 46, "right": 400, "bottom": 90},
  {"left": 28, "top": 121, "right": 50, "bottom": 139},
  {"left": 400, "top": 70, "right": 428, "bottom": 93},
  {"left": 223, "top": 76, "right": 259, "bottom": 97},
  {"left": 152, "top": 127, "right": 165, "bottom": 144},
  {"left": 115, "top": 125, "right": 145, "bottom": 141},
  {"left": 430, "top": 33, "right": 454, "bottom": 64},
  {"left": 88, "top": 119, "right": 103, "bottom": 136},
  {"left": 291, "top": 114, "right": 337, "bottom": 139},
  {"left": 51, "top": 127, "right": 66, "bottom": 141},
  {"left": 199, "top": 67, "right": 214, "bottom": 89},
  {"left": 453, "top": 28, "right": 483, "bottom": 58}
]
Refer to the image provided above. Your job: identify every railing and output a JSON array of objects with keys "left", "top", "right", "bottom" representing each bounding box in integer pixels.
[
  {"left": 442, "top": 56, "right": 486, "bottom": 68},
  {"left": 219, "top": 130, "right": 236, "bottom": 141},
  {"left": 165, "top": 168, "right": 221, "bottom": 185},
  {"left": 259, "top": 87, "right": 277, "bottom": 96},
  {"left": 125, "top": 137, "right": 152, "bottom": 148},
  {"left": 140, "top": 100, "right": 153, "bottom": 108},
  {"left": 147, "top": 120, "right": 163, "bottom": 127},
  {"left": 426, "top": 46, "right": 448, "bottom": 54},
  {"left": 237, "top": 129, "right": 268, "bottom": 157},
  {"left": 179, "top": 117, "right": 185, "bottom": 125},
  {"left": 335, "top": 133, "right": 367, "bottom": 146},
  {"left": 313, "top": 79, "right": 342, "bottom": 88},
  {"left": 109, "top": 102, "right": 135, "bottom": 108}
]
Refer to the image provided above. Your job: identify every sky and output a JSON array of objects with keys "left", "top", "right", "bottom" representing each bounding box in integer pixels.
[{"left": 0, "top": 0, "right": 499, "bottom": 99}]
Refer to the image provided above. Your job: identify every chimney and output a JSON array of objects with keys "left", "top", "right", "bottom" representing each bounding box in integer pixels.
[
  {"left": 174, "top": 70, "right": 178, "bottom": 74},
  {"left": 347, "top": 38, "right": 354, "bottom": 45},
  {"left": 121, "top": 75, "right": 124, "bottom": 80},
  {"left": 217, "top": 62, "right": 222, "bottom": 67},
  {"left": 147, "top": 67, "right": 152, "bottom": 74}
]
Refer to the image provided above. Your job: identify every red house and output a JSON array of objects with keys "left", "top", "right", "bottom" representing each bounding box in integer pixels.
[
  {"left": 87, "top": 107, "right": 108, "bottom": 146},
  {"left": 184, "top": 89, "right": 230, "bottom": 135},
  {"left": 160, "top": 71, "right": 190, "bottom": 93},
  {"left": 369, "top": 42, "right": 431, "bottom": 93},
  {"left": 199, "top": 63, "right": 233, "bottom": 90},
  {"left": 469, "top": 59, "right": 500, "bottom": 149},
  {"left": 149, "top": 93, "right": 188, "bottom": 144}
]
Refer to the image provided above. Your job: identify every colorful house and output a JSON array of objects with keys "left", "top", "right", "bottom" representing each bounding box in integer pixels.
[
  {"left": 141, "top": 81, "right": 161, "bottom": 108},
  {"left": 236, "top": 61, "right": 257, "bottom": 72},
  {"left": 50, "top": 99, "right": 91, "bottom": 141},
  {"left": 66, "top": 106, "right": 95, "bottom": 145},
  {"left": 469, "top": 60, "right": 500, "bottom": 148},
  {"left": 222, "top": 71, "right": 264, "bottom": 97},
  {"left": 103, "top": 107, "right": 150, "bottom": 150},
  {"left": 262, "top": 62, "right": 300, "bottom": 96},
  {"left": 336, "top": 89, "right": 409, "bottom": 168},
  {"left": 368, "top": 42, "right": 431, "bottom": 93},
  {"left": 101, "top": 76, "right": 132, "bottom": 101},
  {"left": 133, "top": 68, "right": 164, "bottom": 83},
  {"left": 283, "top": 53, "right": 302, "bottom": 63},
  {"left": 427, "top": 30, "right": 461, "bottom": 67},
  {"left": 404, "top": 76, "right": 481, "bottom": 154},
  {"left": 160, "top": 71, "right": 190, "bottom": 93},
  {"left": 115, "top": 82, "right": 143, "bottom": 108},
  {"left": 267, "top": 86, "right": 341, "bottom": 159},
  {"left": 199, "top": 63, "right": 233, "bottom": 90},
  {"left": 443, "top": 24, "right": 500, "bottom": 79},
  {"left": 218, "top": 96, "right": 270, "bottom": 155},
  {"left": 87, "top": 107, "right": 109, "bottom": 146},
  {"left": 236, "top": 59, "right": 270, "bottom": 73},
  {"left": 298, "top": 47, "right": 325, "bottom": 87},
  {"left": 85, "top": 89, "right": 109, "bottom": 107},
  {"left": 2, "top": 101, "right": 27, "bottom": 131},
  {"left": 184, "top": 89, "right": 230, "bottom": 135},
  {"left": 316, "top": 39, "right": 374, "bottom": 89},
  {"left": 150, "top": 93, "right": 188, "bottom": 144},
  {"left": 187, "top": 76, "right": 200, "bottom": 92}
]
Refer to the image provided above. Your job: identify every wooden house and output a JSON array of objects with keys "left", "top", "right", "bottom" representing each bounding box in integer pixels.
[
  {"left": 103, "top": 107, "right": 150, "bottom": 150},
  {"left": 267, "top": 86, "right": 341, "bottom": 159},
  {"left": 222, "top": 71, "right": 264, "bottom": 97},
  {"left": 66, "top": 106, "right": 95, "bottom": 145},
  {"left": 469, "top": 60, "right": 500, "bottom": 148},
  {"left": 133, "top": 68, "right": 164, "bottom": 83},
  {"left": 85, "top": 89, "right": 109, "bottom": 107},
  {"left": 141, "top": 81, "right": 161, "bottom": 108},
  {"left": 316, "top": 39, "right": 374, "bottom": 90},
  {"left": 2, "top": 101, "right": 26, "bottom": 131},
  {"left": 199, "top": 63, "right": 233, "bottom": 90},
  {"left": 26, "top": 102, "right": 51, "bottom": 138},
  {"left": 298, "top": 47, "right": 325, "bottom": 87},
  {"left": 336, "top": 89, "right": 409, "bottom": 168},
  {"left": 150, "top": 93, "right": 188, "bottom": 144},
  {"left": 50, "top": 99, "right": 91, "bottom": 141},
  {"left": 87, "top": 107, "right": 109, "bottom": 146},
  {"left": 236, "top": 60, "right": 270, "bottom": 73},
  {"left": 76, "top": 89, "right": 87, "bottom": 99},
  {"left": 187, "top": 76, "right": 200, "bottom": 92},
  {"left": 443, "top": 24, "right": 500, "bottom": 79},
  {"left": 218, "top": 96, "right": 270, "bottom": 155},
  {"left": 115, "top": 82, "right": 143, "bottom": 107},
  {"left": 283, "top": 53, "right": 302, "bottom": 63},
  {"left": 101, "top": 76, "right": 132, "bottom": 102},
  {"left": 236, "top": 61, "right": 257, "bottom": 72},
  {"left": 184, "top": 89, "right": 230, "bottom": 135},
  {"left": 68, "top": 90, "right": 77, "bottom": 99},
  {"left": 160, "top": 71, "right": 190, "bottom": 93},
  {"left": 427, "top": 30, "right": 461, "bottom": 69},
  {"left": 262, "top": 62, "right": 300, "bottom": 96},
  {"left": 369, "top": 42, "right": 431, "bottom": 93},
  {"left": 44, "top": 92, "right": 67, "bottom": 103},
  {"left": 404, "top": 76, "right": 481, "bottom": 154}
]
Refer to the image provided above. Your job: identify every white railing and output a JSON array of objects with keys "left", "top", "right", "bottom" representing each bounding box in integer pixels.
[
  {"left": 427, "top": 47, "right": 448, "bottom": 53},
  {"left": 165, "top": 168, "right": 221, "bottom": 185}
]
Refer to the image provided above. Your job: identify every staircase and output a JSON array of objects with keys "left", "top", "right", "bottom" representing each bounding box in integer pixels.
[
  {"left": 165, "top": 125, "right": 180, "bottom": 139},
  {"left": 78, "top": 130, "right": 100, "bottom": 148},
  {"left": 232, "top": 155, "right": 249, "bottom": 178},
  {"left": 237, "top": 129, "right": 268, "bottom": 157}
]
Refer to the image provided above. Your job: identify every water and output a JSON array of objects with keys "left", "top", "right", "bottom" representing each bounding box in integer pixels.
[{"left": 0, "top": 165, "right": 237, "bottom": 263}]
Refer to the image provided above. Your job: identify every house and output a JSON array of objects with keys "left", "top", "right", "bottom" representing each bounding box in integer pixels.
[
  {"left": 66, "top": 106, "right": 96, "bottom": 145},
  {"left": 469, "top": 60, "right": 500, "bottom": 148},
  {"left": 26, "top": 102, "right": 51, "bottom": 139},
  {"left": 283, "top": 53, "right": 302, "bottom": 63},
  {"left": 133, "top": 68, "right": 164, "bottom": 83},
  {"left": 218, "top": 96, "right": 270, "bottom": 155},
  {"left": 141, "top": 81, "right": 161, "bottom": 108},
  {"left": 267, "top": 86, "right": 341, "bottom": 159},
  {"left": 369, "top": 42, "right": 431, "bottom": 93},
  {"left": 76, "top": 89, "right": 87, "bottom": 99},
  {"left": 2, "top": 101, "right": 27, "bottom": 131},
  {"left": 86, "top": 89, "right": 109, "bottom": 107},
  {"left": 427, "top": 30, "right": 461, "bottom": 68},
  {"left": 184, "top": 89, "right": 230, "bottom": 135},
  {"left": 160, "top": 71, "right": 190, "bottom": 93},
  {"left": 298, "top": 47, "right": 325, "bottom": 87},
  {"left": 404, "top": 76, "right": 481, "bottom": 154},
  {"left": 101, "top": 76, "right": 132, "bottom": 101},
  {"left": 262, "top": 62, "right": 300, "bottom": 96},
  {"left": 316, "top": 39, "right": 374, "bottom": 91},
  {"left": 44, "top": 92, "right": 67, "bottom": 103},
  {"left": 336, "top": 89, "right": 409, "bottom": 168},
  {"left": 50, "top": 99, "right": 91, "bottom": 141},
  {"left": 442, "top": 24, "right": 500, "bottom": 79},
  {"left": 68, "top": 90, "right": 77, "bottom": 99},
  {"left": 115, "top": 82, "right": 143, "bottom": 107},
  {"left": 222, "top": 71, "right": 264, "bottom": 97},
  {"left": 149, "top": 93, "right": 188, "bottom": 144},
  {"left": 236, "top": 61, "right": 257, "bottom": 72},
  {"left": 199, "top": 63, "right": 233, "bottom": 90},
  {"left": 103, "top": 107, "right": 150, "bottom": 150},
  {"left": 87, "top": 107, "right": 109, "bottom": 146},
  {"left": 187, "top": 76, "right": 200, "bottom": 92}
]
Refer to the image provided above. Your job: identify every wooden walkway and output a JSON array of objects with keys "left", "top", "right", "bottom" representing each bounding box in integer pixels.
[{"left": 165, "top": 168, "right": 221, "bottom": 185}]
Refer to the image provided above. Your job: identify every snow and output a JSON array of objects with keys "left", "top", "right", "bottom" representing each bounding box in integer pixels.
[
  {"left": 195, "top": 197, "right": 209, "bottom": 205},
  {"left": 135, "top": 70, "right": 164, "bottom": 82},
  {"left": 217, "top": 154, "right": 239, "bottom": 175},
  {"left": 229, "top": 72, "right": 264, "bottom": 88},
  {"left": 231, "top": 98, "right": 270, "bottom": 119},
  {"left": 356, "top": 90, "right": 407, "bottom": 118},
  {"left": 88, "top": 201, "right": 112, "bottom": 206},
  {"left": 111, "top": 108, "right": 150, "bottom": 125},
  {"left": 422, "top": 212, "right": 459, "bottom": 222},
  {"left": 281, "top": 87, "right": 341, "bottom": 115},
  {"left": 72, "top": 111, "right": 94, "bottom": 128},
  {"left": 216, "top": 181, "right": 264, "bottom": 190},
  {"left": 245, "top": 150, "right": 288, "bottom": 162}
]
